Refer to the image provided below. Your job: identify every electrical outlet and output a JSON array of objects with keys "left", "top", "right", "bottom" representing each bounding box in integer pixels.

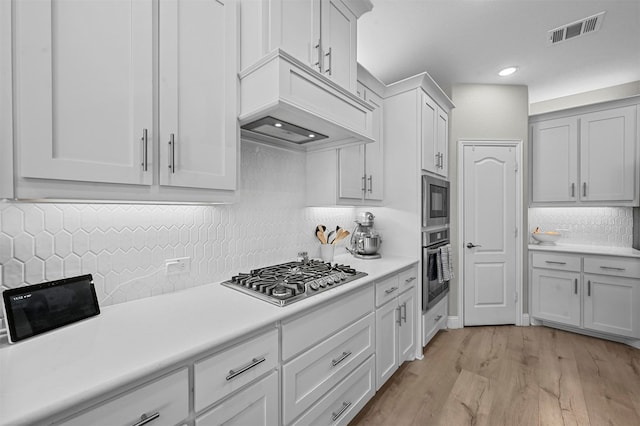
[{"left": 165, "top": 257, "right": 191, "bottom": 275}]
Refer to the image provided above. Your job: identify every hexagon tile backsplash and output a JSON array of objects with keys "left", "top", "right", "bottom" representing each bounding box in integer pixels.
[{"left": 0, "top": 141, "right": 356, "bottom": 319}]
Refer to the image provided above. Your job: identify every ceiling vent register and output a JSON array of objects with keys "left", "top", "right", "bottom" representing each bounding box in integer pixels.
[{"left": 548, "top": 11, "right": 606, "bottom": 45}]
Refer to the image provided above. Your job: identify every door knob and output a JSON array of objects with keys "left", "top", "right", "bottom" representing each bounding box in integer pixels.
[{"left": 466, "top": 243, "right": 482, "bottom": 249}]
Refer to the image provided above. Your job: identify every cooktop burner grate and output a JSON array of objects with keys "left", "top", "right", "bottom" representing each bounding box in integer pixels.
[{"left": 221, "top": 260, "right": 367, "bottom": 306}]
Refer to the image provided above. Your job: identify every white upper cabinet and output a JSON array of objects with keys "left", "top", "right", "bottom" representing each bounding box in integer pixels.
[
  {"left": 530, "top": 102, "right": 638, "bottom": 207},
  {"left": 159, "top": 0, "right": 236, "bottom": 190},
  {"left": 421, "top": 91, "right": 449, "bottom": 178},
  {"left": 241, "top": 0, "right": 371, "bottom": 93},
  {"left": 15, "top": 0, "right": 153, "bottom": 186}
]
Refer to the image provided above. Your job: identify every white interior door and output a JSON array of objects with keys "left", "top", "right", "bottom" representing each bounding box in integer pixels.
[{"left": 463, "top": 143, "right": 518, "bottom": 325}]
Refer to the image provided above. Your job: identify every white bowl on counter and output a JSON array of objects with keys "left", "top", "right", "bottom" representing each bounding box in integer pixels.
[{"left": 531, "top": 232, "right": 561, "bottom": 245}]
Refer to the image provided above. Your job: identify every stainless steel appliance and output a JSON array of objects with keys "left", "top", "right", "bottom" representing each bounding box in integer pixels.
[
  {"left": 221, "top": 260, "right": 367, "bottom": 307},
  {"left": 422, "top": 175, "right": 450, "bottom": 229},
  {"left": 348, "top": 212, "right": 382, "bottom": 259},
  {"left": 422, "top": 228, "right": 450, "bottom": 311}
]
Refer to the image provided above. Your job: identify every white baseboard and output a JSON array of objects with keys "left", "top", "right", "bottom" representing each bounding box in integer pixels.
[
  {"left": 521, "top": 313, "right": 530, "bottom": 326},
  {"left": 447, "top": 316, "right": 461, "bottom": 329}
]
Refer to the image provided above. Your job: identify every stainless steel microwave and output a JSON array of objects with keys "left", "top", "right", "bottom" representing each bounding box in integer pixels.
[{"left": 422, "top": 175, "right": 450, "bottom": 229}]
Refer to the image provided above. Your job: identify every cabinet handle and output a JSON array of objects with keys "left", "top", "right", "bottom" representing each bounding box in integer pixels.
[
  {"left": 574, "top": 278, "right": 578, "bottom": 295},
  {"left": 226, "top": 357, "right": 266, "bottom": 381},
  {"left": 571, "top": 183, "right": 575, "bottom": 197},
  {"left": 385, "top": 286, "right": 398, "bottom": 294},
  {"left": 331, "top": 401, "right": 352, "bottom": 422},
  {"left": 583, "top": 182, "right": 587, "bottom": 197},
  {"left": 600, "top": 266, "right": 625, "bottom": 271},
  {"left": 314, "top": 41, "right": 322, "bottom": 72},
  {"left": 132, "top": 412, "right": 160, "bottom": 426},
  {"left": 367, "top": 175, "right": 373, "bottom": 193},
  {"left": 545, "top": 261, "right": 566, "bottom": 265},
  {"left": 140, "top": 129, "right": 149, "bottom": 172},
  {"left": 168, "top": 133, "right": 176, "bottom": 173},
  {"left": 324, "top": 47, "right": 332, "bottom": 76},
  {"left": 361, "top": 175, "right": 366, "bottom": 192},
  {"left": 435, "top": 153, "right": 440, "bottom": 168},
  {"left": 396, "top": 306, "right": 402, "bottom": 325},
  {"left": 440, "top": 153, "right": 444, "bottom": 168},
  {"left": 401, "top": 302, "right": 407, "bottom": 323},
  {"left": 434, "top": 314, "right": 443, "bottom": 322},
  {"left": 331, "top": 351, "right": 352, "bottom": 367},
  {"left": 587, "top": 280, "right": 591, "bottom": 297},
  {"left": 405, "top": 276, "right": 416, "bottom": 284}
]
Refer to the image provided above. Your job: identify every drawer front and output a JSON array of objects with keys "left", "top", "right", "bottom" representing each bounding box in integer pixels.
[
  {"left": 398, "top": 264, "right": 419, "bottom": 292},
  {"left": 375, "top": 274, "right": 400, "bottom": 307},
  {"left": 584, "top": 256, "right": 640, "bottom": 279},
  {"left": 423, "top": 295, "right": 447, "bottom": 346},
  {"left": 60, "top": 368, "right": 189, "bottom": 426},
  {"left": 282, "top": 285, "right": 374, "bottom": 361},
  {"left": 291, "top": 356, "right": 376, "bottom": 426},
  {"left": 282, "top": 313, "right": 375, "bottom": 424},
  {"left": 195, "top": 372, "right": 278, "bottom": 426},
  {"left": 532, "top": 252, "right": 581, "bottom": 272},
  {"left": 194, "top": 328, "right": 279, "bottom": 413}
]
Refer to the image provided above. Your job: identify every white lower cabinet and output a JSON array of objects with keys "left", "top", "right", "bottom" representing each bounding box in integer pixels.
[
  {"left": 58, "top": 368, "right": 189, "bottom": 426},
  {"left": 375, "top": 267, "right": 417, "bottom": 390},
  {"left": 291, "top": 355, "right": 376, "bottom": 426},
  {"left": 195, "top": 372, "right": 278, "bottom": 426},
  {"left": 530, "top": 251, "right": 640, "bottom": 341}
]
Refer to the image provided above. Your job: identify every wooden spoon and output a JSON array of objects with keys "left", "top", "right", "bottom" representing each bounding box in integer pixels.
[
  {"left": 333, "top": 229, "right": 350, "bottom": 244},
  {"left": 316, "top": 229, "right": 327, "bottom": 244}
]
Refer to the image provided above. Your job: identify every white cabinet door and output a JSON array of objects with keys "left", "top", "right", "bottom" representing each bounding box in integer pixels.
[
  {"left": 531, "top": 269, "right": 581, "bottom": 327},
  {"left": 436, "top": 106, "right": 449, "bottom": 178},
  {"left": 375, "top": 299, "right": 399, "bottom": 390},
  {"left": 320, "top": 0, "right": 357, "bottom": 91},
  {"left": 531, "top": 117, "right": 579, "bottom": 203},
  {"left": 159, "top": 0, "right": 237, "bottom": 190},
  {"left": 364, "top": 89, "right": 383, "bottom": 201},
  {"left": 338, "top": 144, "right": 365, "bottom": 200},
  {"left": 195, "top": 372, "right": 278, "bottom": 426},
  {"left": 398, "top": 288, "right": 416, "bottom": 363},
  {"left": 579, "top": 105, "right": 636, "bottom": 203},
  {"left": 583, "top": 274, "right": 640, "bottom": 338},
  {"left": 421, "top": 92, "right": 438, "bottom": 173},
  {"left": 15, "top": 0, "right": 153, "bottom": 185},
  {"left": 275, "top": 0, "right": 319, "bottom": 71}
]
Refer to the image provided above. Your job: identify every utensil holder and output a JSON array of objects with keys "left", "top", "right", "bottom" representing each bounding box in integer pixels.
[{"left": 320, "top": 244, "right": 334, "bottom": 262}]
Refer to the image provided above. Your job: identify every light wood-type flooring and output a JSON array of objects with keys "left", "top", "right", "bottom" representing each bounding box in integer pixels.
[{"left": 350, "top": 326, "right": 640, "bottom": 426}]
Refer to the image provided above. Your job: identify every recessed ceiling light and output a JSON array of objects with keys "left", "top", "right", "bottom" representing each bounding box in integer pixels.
[
  {"left": 308, "top": 134, "right": 315, "bottom": 138},
  {"left": 498, "top": 66, "right": 518, "bottom": 77},
  {"left": 274, "top": 122, "right": 283, "bottom": 127}
]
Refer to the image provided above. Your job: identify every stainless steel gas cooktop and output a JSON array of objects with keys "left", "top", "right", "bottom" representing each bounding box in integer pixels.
[{"left": 221, "top": 260, "right": 367, "bottom": 306}]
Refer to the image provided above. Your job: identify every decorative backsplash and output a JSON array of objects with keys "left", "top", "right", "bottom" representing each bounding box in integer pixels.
[
  {"left": 0, "top": 141, "right": 355, "bottom": 318},
  {"left": 528, "top": 207, "right": 634, "bottom": 247}
]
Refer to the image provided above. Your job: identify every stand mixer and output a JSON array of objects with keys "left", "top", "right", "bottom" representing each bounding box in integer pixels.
[{"left": 348, "top": 212, "right": 382, "bottom": 259}]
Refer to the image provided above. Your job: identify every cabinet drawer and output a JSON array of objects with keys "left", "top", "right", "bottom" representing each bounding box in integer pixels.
[
  {"left": 194, "top": 328, "right": 279, "bottom": 413},
  {"left": 584, "top": 256, "right": 640, "bottom": 279},
  {"left": 59, "top": 368, "right": 188, "bottom": 426},
  {"left": 375, "top": 274, "right": 400, "bottom": 307},
  {"left": 291, "top": 356, "right": 376, "bottom": 426},
  {"left": 195, "top": 372, "right": 278, "bottom": 426},
  {"left": 423, "top": 295, "right": 447, "bottom": 346},
  {"left": 282, "top": 313, "right": 374, "bottom": 424},
  {"left": 532, "top": 252, "right": 581, "bottom": 272},
  {"left": 282, "top": 286, "right": 374, "bottom": 361},
  {"left": 398, "top": 265, "right": 419, "bottom": 292}
]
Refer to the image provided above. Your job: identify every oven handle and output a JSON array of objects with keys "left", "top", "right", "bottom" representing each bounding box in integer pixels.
[{"left": 425, "top": 241, "right": 449, "bottom": 254}]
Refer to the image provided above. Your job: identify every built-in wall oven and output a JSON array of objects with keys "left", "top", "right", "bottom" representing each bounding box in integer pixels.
[
  {"left": 422, "top": 175, "right": 450, "bottom": 230},
  {"left": 422, "top": 227, "right": 450, "bottom": 311}
]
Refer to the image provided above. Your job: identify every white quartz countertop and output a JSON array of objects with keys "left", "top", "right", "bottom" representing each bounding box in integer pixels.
[
  {"left": 0, "top": 254, "right": 417, "bottom": 425},
  {"left": 528, "top": 243, "right": 640, "bottom": 258}
]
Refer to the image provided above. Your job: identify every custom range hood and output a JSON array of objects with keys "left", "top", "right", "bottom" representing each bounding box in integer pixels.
[{"left": 239, "top": 49, "right": 375, "bottom": 151}]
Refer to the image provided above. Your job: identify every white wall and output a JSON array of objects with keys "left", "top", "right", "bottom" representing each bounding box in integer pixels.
[
  {"left": 449, "top": 84, "right": 529, "bottom": 317},
  {"left": 0, "top": 141, "right": 356, "bottom": 324}
]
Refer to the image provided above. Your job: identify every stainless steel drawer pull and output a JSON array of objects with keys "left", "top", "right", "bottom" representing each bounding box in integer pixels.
[
  {"left": 226, "top": 357, "right": 266, "bottom": 381},
  {"left": 600, "top": 266, "right": 626, "bottom": 271},
  {"left": 331, "top": 351, "right": 352, "bottom": 367},
  {"left": 405, "top": 276, "right": 416, "bottom": 283},
  {"left": 132, "top": 412, "right": 160, "bottom": 426},
  {"left": 385, "top": 287, "right": 398, "bottom": 294},
  {"left": 332, "top": 401, "right": 352, "bottom": 422},
  {"left": 401, "top": 302, "right": 407, "bottom": 323},
  {"left": 140, "top": 129, "right": 148, "bottom": 171},
  {"left": 545, "top": 261, "right": 567, "bottom": 265},
  {"left": 168, "top": 133, "right": 176, "bottom": 173},
  {"left": 574, "top": 278, "right": 578, "bottom": 295},
  {"left": 587, "top": 280, "right": 591, "bottom": 297},
  {"left": 434, "top": 314, "right": 443, "bottom": 322}
]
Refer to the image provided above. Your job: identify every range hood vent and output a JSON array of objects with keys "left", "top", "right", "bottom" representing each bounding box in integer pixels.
[
  {"left": 548, "top": 11, "right": 605, "bottom": 45},
  {"left": 239, "top": 50, "right": 375, "bottom": 152}
]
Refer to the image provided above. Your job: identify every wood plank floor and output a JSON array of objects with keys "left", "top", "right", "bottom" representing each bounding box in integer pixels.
[{"left": 350, "top": 326, "right": 640, "bottom": 426}]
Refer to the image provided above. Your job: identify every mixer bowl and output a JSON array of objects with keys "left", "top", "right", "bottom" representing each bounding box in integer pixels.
[{"left": 358, "top": 236, "right": 381, "bottom": 254}]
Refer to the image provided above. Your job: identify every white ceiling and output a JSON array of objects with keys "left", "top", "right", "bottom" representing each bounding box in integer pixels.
[{"left": 356, "top": 0, "right": 640, "bottom": 104}]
